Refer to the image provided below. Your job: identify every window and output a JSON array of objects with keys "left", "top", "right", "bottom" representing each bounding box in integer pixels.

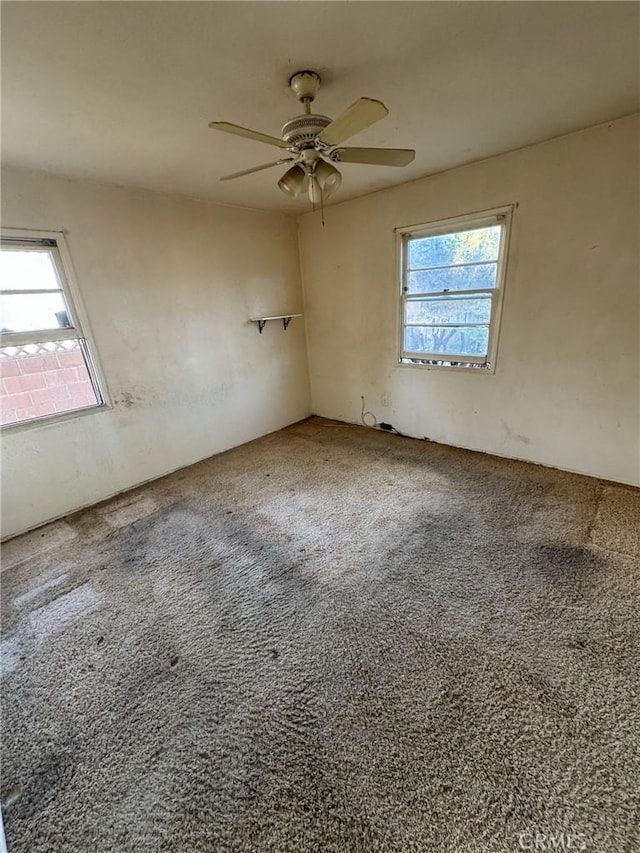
[
  {"left": 398, "top": 206, "right": 512, "bottom": 370},
  {"left": 0, "top": 230, "right": 106, "bottom": 427}
]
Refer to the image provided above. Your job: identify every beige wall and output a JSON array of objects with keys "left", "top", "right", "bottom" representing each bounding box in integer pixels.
[
  {"left": 1, "top": 170, "right": 310, "bottom": 538},
  {"left": 298, "top": 115, "right": 639, "bottom": 486}
]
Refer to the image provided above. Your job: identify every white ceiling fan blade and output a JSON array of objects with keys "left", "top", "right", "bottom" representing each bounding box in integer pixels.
[
  {"left": 332, "top": 147, "right": 415, "bottom": 167},
  {"left": 318, "top": 98, "right": 389, "bottom": 147},
  {"left": 209, "top": 121, "right": 290, "bottom": 149},
  {"left": 220, "top": 159, "right": 295, "bottom": 181}
]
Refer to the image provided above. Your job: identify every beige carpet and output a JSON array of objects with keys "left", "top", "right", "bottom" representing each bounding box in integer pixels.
[{"left": 1, "top": 418, "right": 639, "bottom": 853}]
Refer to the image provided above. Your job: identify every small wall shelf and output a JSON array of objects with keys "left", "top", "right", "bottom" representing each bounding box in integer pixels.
[{"left": 249, "top": 314, "right": 302, "bottom": 334}]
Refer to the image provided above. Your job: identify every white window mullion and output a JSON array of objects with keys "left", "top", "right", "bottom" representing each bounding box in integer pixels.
[
  {"left": 407, "top": 258, "right": 498, "bottom": 274},
  {"left": 404, "top": 287, "right": 495, "bottom": 301},
  {"left": 0, "top": 328, "right": 81, "bottom": 347}
]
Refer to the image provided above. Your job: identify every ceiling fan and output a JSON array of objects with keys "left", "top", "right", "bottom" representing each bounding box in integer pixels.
[{"left": 209, "top": 71, "right": 415, "bottom": 204}]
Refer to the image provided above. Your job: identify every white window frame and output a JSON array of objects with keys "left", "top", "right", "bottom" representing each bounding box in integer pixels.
[
  {"left": 1, "top": 228, "right": 110, "bottom": 429},
  {"left": 396, "top": 205, "right": 513, "bottom": 372}
]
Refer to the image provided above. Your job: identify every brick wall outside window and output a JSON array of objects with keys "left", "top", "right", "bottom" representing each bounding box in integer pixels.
[{"left": 1, "top": 344, "right": 98, "bottom": 426}]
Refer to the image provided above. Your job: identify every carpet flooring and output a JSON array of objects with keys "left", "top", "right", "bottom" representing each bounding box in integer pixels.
[{"left": 1, "top": 418, "right": 639, "bottom": 853}]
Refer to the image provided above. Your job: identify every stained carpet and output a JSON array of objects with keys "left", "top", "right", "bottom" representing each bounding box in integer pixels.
[{"left": 1, "top": 418, "right": 639, "bottom": 853}]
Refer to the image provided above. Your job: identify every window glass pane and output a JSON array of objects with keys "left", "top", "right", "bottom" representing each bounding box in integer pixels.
[
  {"left": 408, "top": 225, "right": 501, "bottom": 269},
  {"left": 404, "top": 325, "right": 489, "bottom": 357},
  {"left": 0, "top": 340, "right": 99, "bottom": 426},
  {"left": 0, "top": 292, "right": 71, "bottom": 333},
  {"left": 406, "top": 296, "right": 492, "bottom": 325},
  {"left": 0, "top": 249, "right": 61, "bottom": 291},
  {"left": 407, "top": 263, "right": 497, "bottom": 294}
]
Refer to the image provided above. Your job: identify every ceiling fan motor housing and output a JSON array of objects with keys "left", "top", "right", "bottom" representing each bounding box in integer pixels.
[{"left": 281, "top": 114, "right": 332, "bottom": 149}]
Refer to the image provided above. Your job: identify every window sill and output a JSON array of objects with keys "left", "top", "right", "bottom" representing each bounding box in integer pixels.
[
  {"left": 395, "top": 360, "right": 496, "bottom": 375},
  {"left": 1, "top": 402, "right": 110, "bottom": 434}
]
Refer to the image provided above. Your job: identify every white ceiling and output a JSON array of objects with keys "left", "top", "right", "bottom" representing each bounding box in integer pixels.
[{"left": 2, "top": 2, "right": 638, "bottom": 214}]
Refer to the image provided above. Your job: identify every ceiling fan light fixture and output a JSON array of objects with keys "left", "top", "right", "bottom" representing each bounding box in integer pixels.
[
  {"left": 310, "top": 160, "right": 341, "bottom": 203},
  {"left": 308, "top": 176, "right": 321, "bottom": 206},
  {"left": 277, "top": 164, "right": 306, "bottom": 198}
]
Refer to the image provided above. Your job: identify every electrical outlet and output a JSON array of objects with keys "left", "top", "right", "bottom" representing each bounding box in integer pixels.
[{"left": 381, "top": 394, "right": 390, "bottom": 408}]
